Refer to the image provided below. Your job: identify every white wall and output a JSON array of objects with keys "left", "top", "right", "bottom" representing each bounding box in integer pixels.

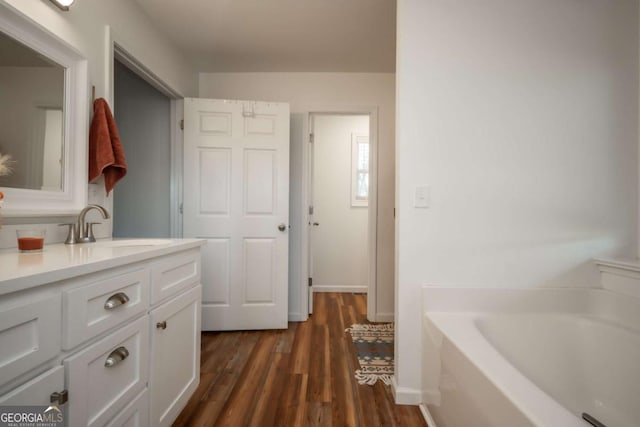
[
  {"left": 312, "top": 114, "right": 369, "bottom": 292},
  {"left": 199, "top": 72, "right": 395, "bottom": 320},
  {"left": 113, "top": 61, "right": 171, "bottom": 238},
  {"left": 0, "top": 0, "right": 197, "bottom": 241},
  {"left": 2, "top": 0, "right": 196, "bottom": 98},
  {"left": 395, "top": 0, "right": 639, "bottom": 402}
]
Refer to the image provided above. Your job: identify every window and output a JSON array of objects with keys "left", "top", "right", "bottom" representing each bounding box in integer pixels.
[{"left": 351, "top": 133, "right": 369, "bottom": 207}]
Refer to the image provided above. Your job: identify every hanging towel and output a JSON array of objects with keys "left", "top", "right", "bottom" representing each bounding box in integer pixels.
[{"left": 88, "top": 98, "right": 127, "bottom": 195}]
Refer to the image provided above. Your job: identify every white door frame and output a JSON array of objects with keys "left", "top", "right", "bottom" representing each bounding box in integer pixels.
[
  {"left": 301, "top": 106, "right": 379, "bottom": 322},
  {"left": 104, "top": 25, "right": 184, "bottom": 238}
]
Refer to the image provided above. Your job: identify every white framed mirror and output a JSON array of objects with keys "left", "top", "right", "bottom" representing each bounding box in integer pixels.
[{"left": 0, "top": 3, "right": 88, "bottom": 217}]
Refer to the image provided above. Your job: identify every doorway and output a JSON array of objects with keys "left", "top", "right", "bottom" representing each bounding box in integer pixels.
[
  {"left": 307, "top": 111, "right": 378, "bottom": 320},
  {"left": 112, "top": 59, "right": 171, "bottom": 237},
  {"left": 108, "top": 38, "right": 183, "bottom": 239},
  {"left": 310, "top": 114, "right": 370, "bottom": 292}
]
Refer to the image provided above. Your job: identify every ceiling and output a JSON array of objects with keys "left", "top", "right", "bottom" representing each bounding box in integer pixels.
[{"left": 133, "top": 0, "right": 396, "bottom": 73}]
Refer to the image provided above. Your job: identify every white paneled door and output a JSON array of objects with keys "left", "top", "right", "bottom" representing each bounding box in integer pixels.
[{"left": 183, "top": 98, "right": 290, "bottom": 330}]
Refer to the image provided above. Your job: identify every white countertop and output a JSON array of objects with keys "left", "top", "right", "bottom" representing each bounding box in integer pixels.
[{"left": 0, "top": 238, "right": 205, "bottom": 296}]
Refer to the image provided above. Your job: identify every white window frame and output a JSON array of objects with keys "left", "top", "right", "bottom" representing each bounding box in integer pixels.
[{"left": 351, "top": 133, "right": 369, "bottom": 207}]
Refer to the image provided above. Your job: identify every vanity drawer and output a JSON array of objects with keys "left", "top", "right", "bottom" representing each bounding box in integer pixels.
[
  {"left": 0, "top": 294, "right": 61, "bottom": 387},
  {"left": 151, "top": 250, "right": 200, "bottom": 304},
  {"left": 104, "top": 388, "right": 148, "bottom": 427},
  {"left": 63, "top": 269, "right": 150, "bottom": 350},
  {"left": 0, "top": 365, "right": 64, "bottom": 406},
  {"left": 65, "top": 316, "right": 149, "bottom": 427}
]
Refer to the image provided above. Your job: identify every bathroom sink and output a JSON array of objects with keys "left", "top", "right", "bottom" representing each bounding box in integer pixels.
[{"left": 96, "top": 239, "right": 173, "bottom": 247}]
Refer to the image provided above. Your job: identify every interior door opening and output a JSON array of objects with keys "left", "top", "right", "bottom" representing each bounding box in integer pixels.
[
  {"left": 308, "top": 113, "right": 373, "bottom": 317},
  {"left": 112, "top": 59, "right": 171, "bottom": 238}
]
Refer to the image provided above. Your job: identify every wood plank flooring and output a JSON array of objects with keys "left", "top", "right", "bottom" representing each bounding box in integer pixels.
[{"left": 173, "top": 292, "right": 427, "bottom": 426}]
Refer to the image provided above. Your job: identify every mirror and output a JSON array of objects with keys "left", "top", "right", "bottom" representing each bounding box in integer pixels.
[
  {"left": 0, "top": 31, "right": 65, "bottom": 192},
  {"left": 0, "top": 3, "right": 88, "bottom": 216}
]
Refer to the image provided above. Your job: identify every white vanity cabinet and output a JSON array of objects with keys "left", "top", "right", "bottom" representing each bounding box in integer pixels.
[
  {"left": 149, "top": 285, "right": 201, "bottom": 427},
  {"left": 0, "top": 293, "right": 62, "bottom": 388},
  {"left": 104, "top": 389, "right": 149, "bottom": 427},
  {"left": 0, "top": 239, "right": 204, "bottom": 427},
  {"left": 62, "top": 268, "right": 151, "bottom": 350},
  {"left": 65, "top": 316, "right": 149, "bottom": 427},
  {"left": 0, "top": 366, "right": 65, "bottom": 406}
]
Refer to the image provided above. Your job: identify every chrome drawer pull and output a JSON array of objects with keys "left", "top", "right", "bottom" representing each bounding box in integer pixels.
[
  {"left": 156, "top": 321, "right": 167, "bottom": 330},
  {"left": 104, "top": 292, "right": 130, "bottom": 310},
  {"left": 104, "top": 346, "right": 129, "bottom": 368}
]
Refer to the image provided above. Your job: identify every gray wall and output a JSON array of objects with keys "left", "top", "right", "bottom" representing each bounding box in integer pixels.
[{"left": 113, "top": 60, "right": 171, "bottom": 238}]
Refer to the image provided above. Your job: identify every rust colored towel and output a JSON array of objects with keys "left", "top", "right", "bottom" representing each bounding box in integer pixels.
[{"left": 88, "top": 98, "right": 127, "bottom": 195}]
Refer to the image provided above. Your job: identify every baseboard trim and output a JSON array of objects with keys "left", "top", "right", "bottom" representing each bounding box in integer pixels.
[
  {"left": 419, "top": 404, "right": 438, "bottom": 427},
  {"left": 312, "top": 285, "right": 367, "bottom": 293},
  {"left": 373, "top": 312, "right": 394, "bottom": 322},
  {"left": 391, "top": 376, "right": 422, "bottom": 405},
  {"left": 288, "top": 312, "right": 307, "bottom": 322},
  {"left": 390, "top": 375, "right": 398, "bottom": 400}
]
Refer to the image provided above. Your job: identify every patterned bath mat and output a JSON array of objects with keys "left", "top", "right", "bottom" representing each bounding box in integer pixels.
[{"left": 346, "top": 323, "right": 394, "bottom": 385}]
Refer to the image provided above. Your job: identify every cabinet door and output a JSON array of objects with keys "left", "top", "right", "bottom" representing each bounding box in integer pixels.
[{"left": 149, "top": 285, "right": 201, "bottom": 427}]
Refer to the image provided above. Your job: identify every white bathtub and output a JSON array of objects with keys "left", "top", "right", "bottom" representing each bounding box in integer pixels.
[{"left": 421, "top": 287, "right": 640, "bottom": 427}]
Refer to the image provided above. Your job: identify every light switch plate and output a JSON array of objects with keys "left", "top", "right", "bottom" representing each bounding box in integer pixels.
[
  {"left": 88, "top": 183, "right": 101, "bottom": 203},
  {"left": 414, "top": 185, "right": 430, "bottom": 208}
]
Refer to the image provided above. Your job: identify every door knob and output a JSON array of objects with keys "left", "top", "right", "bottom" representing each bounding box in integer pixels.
[
  {"left": 278, "top": 223, "right": 287, "bottom": 232},
  {"left": 313, "top": 222, "right": 320, "bottom": 226}
]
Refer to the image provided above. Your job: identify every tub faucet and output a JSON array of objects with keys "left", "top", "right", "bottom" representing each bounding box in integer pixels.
[{"left": 61, "top": 204, "right": 110, "bottom": 244}]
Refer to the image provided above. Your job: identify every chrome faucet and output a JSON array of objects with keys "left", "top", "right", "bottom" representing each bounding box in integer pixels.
[{"left": 60, "top": 204, "right": 110, "bottom": 244}]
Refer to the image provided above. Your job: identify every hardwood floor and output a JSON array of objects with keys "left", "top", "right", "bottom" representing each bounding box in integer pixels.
[{"left": 173, "top": 292, "right": 427, "bottom": 426}]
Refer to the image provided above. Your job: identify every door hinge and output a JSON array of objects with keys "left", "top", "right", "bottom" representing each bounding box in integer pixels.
[
  {"left": 308, "top": 205, "right": 314, "bottom": 215},
  {"left": 179, "top": 119, "right": 184, "bottom": 130},
  {"left": 309, "top": 133, "right": 314, "bottom": 143},
  {"left": 308, "top": 277, "right": 313, "bottom": 287},
  {"left": 179, "top": 203, "right": 183, "bottom": 214}
]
